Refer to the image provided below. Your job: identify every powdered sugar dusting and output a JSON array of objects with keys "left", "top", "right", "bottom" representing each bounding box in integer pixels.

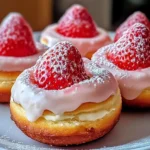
[
  {"left": 114, "top": 11, "right": 150, "bottom": 41},
  {"left": 92, "top": 24, "right": 150, "bottom": 100},
  {"left": 57, "top": 4, "right": 99, "bottom": 38},
  {"left": 34, "top": 41, "right": 88, "bottom": 90},
  {"left": 108, "top": 23, "right": 150, "bottom": 70},
  {"left": 0, "top": 42, "right": 48, "bottom": 72},
  {"left": 83, "top": 57, "right": 114, "bottom": 83},
  {"left": 92, "top": 44, "right": 121, "bottom": 75},
  {"left": 0, "top": 12, "right": 37, "bottom": 57}
]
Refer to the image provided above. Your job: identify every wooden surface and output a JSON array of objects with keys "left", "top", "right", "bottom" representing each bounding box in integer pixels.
[{"left": 0, "top": 0, "right": 52, "bottom": 31}]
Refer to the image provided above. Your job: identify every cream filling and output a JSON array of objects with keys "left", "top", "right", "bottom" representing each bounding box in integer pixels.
[
  {"left": 43, "top": 88, "right": 120, "bottom": 122},
  {"left": 43, "top": 108, "right": 115, "bottom": 121}
]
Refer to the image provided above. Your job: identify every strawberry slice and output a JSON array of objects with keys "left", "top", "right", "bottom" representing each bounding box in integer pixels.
[
  {"left": 33, "top": 41, "right": 89, "bottom": 90},
  {"left": 107, "top": 23, "right": 150, "bottom": 70},
  {"left": 57, "top": 4, "right": 98, "bottom": 38},
  {"left": 114, "top": 11, "right": 150, "bottom": 42},
  {"left": 0, "top": 13, "right": 37, "bottom": 57}
]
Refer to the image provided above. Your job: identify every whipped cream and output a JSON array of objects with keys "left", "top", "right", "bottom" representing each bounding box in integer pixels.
[
  {"left": 11, "top": 60, "right": 117, "bottom": 122},
  {"left": 92, "top": 44, "right": 150, "bottom": 100},
  {"left": 41, "top": 24, "right": 112, "bottom": 56},
  {"left": 44, "top": 108, "right": 116, "bottom": 122},
  {"left": 0, "top": 42, "right": 48, "bottom": 72}
]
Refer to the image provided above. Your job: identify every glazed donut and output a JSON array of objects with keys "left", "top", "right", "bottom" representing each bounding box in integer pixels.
[
  {"left": 0, "top": 13, "right": 48, "bottom": 102},
  {"left": 123, "top": 88, "right": 150, "bottom": 108},
  {"left": 10, "top": 90, "right": 121, "bottom": 146},
  {"left": 0, "top": 43, "right": 47, "bottom": 103},
  {"left": 40, "top": 4, "right": 112, "bottom": 59},
  {"left": 92, "top": 23, "right": 150, "bottom": 108},
  {"left": 10, "top": 41, "right": 121, "bottom": 146}
]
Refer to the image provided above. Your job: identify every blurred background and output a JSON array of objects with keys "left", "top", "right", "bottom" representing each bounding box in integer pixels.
[{"left": 0, "top": 0, "right": 150, "bottom": 31}]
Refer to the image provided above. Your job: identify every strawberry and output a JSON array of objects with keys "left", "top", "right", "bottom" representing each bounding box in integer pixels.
[
  {"left": 114, "top": 11, "right": 150, "bottom": 42},
  {"left": 57, "top": 4, "right": 98, "bottom": 38},
  {"left": 33, "top": 41, "right": 89, "bottom": 90},
  {"left": 0, "top": 13, "right": 37, "bottom": 57},
  {"left": 107, "top": 23, "right": 150, "bottom": 70}
]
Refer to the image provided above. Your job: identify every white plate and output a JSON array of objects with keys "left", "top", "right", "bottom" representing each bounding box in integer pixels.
[{"left": 1, "top": 33, "right": 150, "bottom": 150}]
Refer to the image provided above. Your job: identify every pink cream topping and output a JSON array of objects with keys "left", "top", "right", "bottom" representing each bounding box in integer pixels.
[
  {"left": 11, "top": 59, "right": 117, "bottom": 122},
  {"left": 0, "top": 42, "right": 48, "bottom": 72},
  {"left": 41, "top": 24, "right": 112, "bottom": 56},
  {"left": 92, "top": 44, "right": 150, "bottom": 100}
]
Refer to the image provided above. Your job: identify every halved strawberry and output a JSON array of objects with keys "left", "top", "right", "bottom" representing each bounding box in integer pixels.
[
  {"left": 114, "top": 11, "right": 150, "bottom": 42},
  {"left": 57, "top": 4, "right": 98, "bottom": 38},
  {"left": 33, "top": 41, "right": 89, "bottom": 90},
  {"left": 0, "top": 13, "right": 37, "bottom": 57},
  {"left": 107, "top": 23, "right": 150, "bottom": 70}
]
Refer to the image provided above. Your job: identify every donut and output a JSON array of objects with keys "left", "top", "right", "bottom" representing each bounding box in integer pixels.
[
  {"left": 92, "top": 23, "right": 150, "bottom": 108},
  {"left": 40, "top": 4, "right": 112, "bottom": 59},
  {"left": 10, "top": 41, "right": 121, "bottom": 146},
  {"left": 0, "top": 13, "right": 47, "bottom": 102}
]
